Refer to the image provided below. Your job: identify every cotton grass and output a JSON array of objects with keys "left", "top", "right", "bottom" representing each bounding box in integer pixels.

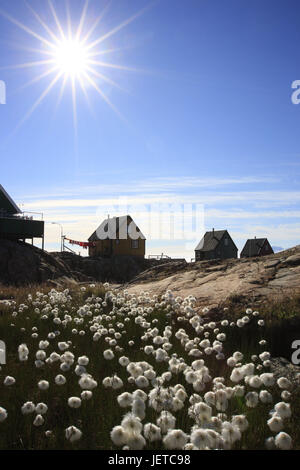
[{"left": 0, "top": 284, "right": 297, "bottom": 450}]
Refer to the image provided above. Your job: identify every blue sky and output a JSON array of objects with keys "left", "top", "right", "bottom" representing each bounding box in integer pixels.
[{"left": 1, "top": 0, "right": 300, "bottom": 258}]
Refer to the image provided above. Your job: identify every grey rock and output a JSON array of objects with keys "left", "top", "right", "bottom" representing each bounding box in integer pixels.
[
  {"left": 0, "top": 239, "right": 73, "bottom": 286},
  {"left": 270, "top": 357, "right": 300, "bottom": 386},
  {"left": 53, "top": 252, "right": 167, "bottom": 284},
  {"left": 0, "top": 239, "right": 166, "bottom": 286},
  {"left": 281, "top": 253, "right": 300, "bottom": 267},
  {"left": 264, "top": 259, "right": 281, "bottom": 269}
]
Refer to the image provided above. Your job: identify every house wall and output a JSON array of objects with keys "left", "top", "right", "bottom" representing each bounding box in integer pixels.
[
  {"left": 195, "top": 251, "right": 205, "bottom": 261},
  {"left": 89, "top": 238, "right": 145, "bottom": 257},
  {"left": 240, "top": 239, "right": 274, "bottom": 258},
  {"left": 195, "top": 232, "right": 237, "bottom": 261},
  {"left": 89, "top": 239, "right": 111, "bottom": 257},
  {"left": 261, "top": 240, "right": 274, "bottom": 256},
  {"left": 195, "top": 250, "right": 215, "bottom": 261},
  {"left": 214, "top": 234, "right": 238, "bottom": 260},
  {"left": 0, "top": 217, "right": 44, "bottom": 239}
]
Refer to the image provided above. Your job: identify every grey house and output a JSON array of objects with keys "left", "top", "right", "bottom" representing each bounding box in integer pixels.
[
  {"left": 195, "top": 229, "right": 238, "bottom": 261},
  {"left": 240, "top": 238, "right": 274, "bottom": 258}
]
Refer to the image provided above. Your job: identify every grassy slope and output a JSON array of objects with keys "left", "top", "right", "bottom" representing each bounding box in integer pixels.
[{"left": 0, "top": 283, "right": 299, "bottom": 449}]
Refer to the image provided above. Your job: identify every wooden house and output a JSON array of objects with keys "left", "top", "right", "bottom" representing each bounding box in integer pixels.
[
  {"left": 240, "top": 237, "right": 274, "bottom": 258},
  {"left": 0, "top": 184, "right": 44, "bottom": 246},
  {"left": 195, "top": 229, "right": 238, "bottom": 261},
  {"left": 88, "top": 215, "right": 146, "bottom": 257}
]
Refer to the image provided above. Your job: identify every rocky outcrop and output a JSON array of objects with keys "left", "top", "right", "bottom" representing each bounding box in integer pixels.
[
  {"left": 0, "top": 239, "right": 90, "bottom": 286},
  {"left": 1, "top": 239, "right": 300, "bottom": 302},
  {"left": 0, "top": 239, "right": 165, "bottom": 286},
  {"left": 52, "top": 252, "right": 162, "bottom": 284},
  {"left": 125, "top": 246, "right": 300, "bottom": 307}
]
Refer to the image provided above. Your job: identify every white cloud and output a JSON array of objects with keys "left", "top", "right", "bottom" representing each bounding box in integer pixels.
[
  {"left": 19, "top": 176, "right": 299, "bottom": 257},
  {"left": 205, "top": 209, "right": 300, "bottom": 219},
  {"left": 20, "top": 175, "right": 278, "bottom": 201},
  {"left": 23, "top": 190, "right": 300, "bottom": 212}
]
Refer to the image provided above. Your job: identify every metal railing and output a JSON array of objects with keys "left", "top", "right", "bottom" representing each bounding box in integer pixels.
[
  {"left": 22, "top": 211, "right": 43, "bottom": 220},
  {"left": 0, "top": 211, "right": 43, "bottom": 221},
  {"left": 148, "top": 254, "right": 172, "bottom": 260}
]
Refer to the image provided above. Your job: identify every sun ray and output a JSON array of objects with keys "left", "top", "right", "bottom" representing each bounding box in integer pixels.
[
  {"left": 88, "top": 59, "right": 141, "bottom": 73},
  {"left": 66, "top": 0, "right": 72, "bottom": 40},
  {"left": 83, "top": 71, "right": 126, "bottom": 122},
  {"left": 76, "top": 0, "right": 89, "bottom": 41},
  {"left": 71, "top": 76, "right": 78, "bottom": 138},
  {"left": 81, "top": 0, "right": 111, "bottom": 45},
  {"left": 77, "top": 75, "right": 95, "bottom": 116},
  {"left": 48, "top": 0, "right": 66, "bottom": 41},
  {"left": 86, "top": 3, "right": 152, "bottom": 51},
  {"left": 54, "top": 74, "right": 68, "bottom": 113},
  {"left": 1, "top": 0, "right": 149, "bottom": 136},
  {"left": 70, "top": 75, "right": 80, "bottom": 171},
  {"left": 87, "top": 46, "right": 134, "bottom": 58},
  {"left": 12, "top": 71, "right": 63, "bottom": 134},
  {"left": 0, "top": 41, "right": 57, "bottom": 57},
  {"left": 24, "top": 1, "right": 60, "bottom": 45},
  {"left": 0, "top": 8, "right": 56, "bottom": 49},
  {"left": 77, "top": 75, "right": 89, "bottom": 102},
  {"left": 0, "top": 59, "right": 56, "bottom": 71},
  {"left": 12, "top": 66, "right": 59, "bottom": 95},
  {"left": 85, "top": 65, "right": 128, "bottom": 94}
]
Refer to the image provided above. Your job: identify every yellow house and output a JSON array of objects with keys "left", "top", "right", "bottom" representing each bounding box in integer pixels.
[{"left": 88, "top": 215, "right": 146, "bottom": 257}]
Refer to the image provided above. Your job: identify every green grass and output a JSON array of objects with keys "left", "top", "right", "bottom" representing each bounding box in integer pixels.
[{"left": 0, "top": 284, "right": 299, "bottom": 450}]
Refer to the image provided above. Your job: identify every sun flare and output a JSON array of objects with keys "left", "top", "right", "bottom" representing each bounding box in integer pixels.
[
  {"left": 0, "top": 0, "right": 149, "bottom": 133},
  {"left": 53, "top": 39, "right": 89, "bottom": 78}
]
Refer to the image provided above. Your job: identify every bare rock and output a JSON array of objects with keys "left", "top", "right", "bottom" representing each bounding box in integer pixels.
[
  {"left": 270, "top": 357, "right": 300, "bottom": 386},
  {"left": 0, "top": 239, "right": 73, "bottom": 286},
  {"left": 281, "top": 253, "right": 300, "bottom": 267},
  {"left": 264, "top": 259, "right": 281, "bottom": 269},
  {"left": 125, "top": 246, "right": 300, "bottom": 307}
]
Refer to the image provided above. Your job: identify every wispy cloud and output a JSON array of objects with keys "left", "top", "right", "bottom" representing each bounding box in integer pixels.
[
  {"left": 24, "top": 190, "right": 300, "bottom": 210},
  {"left": 18, "top": 175, "right": 300, "bottom": 258},
  {"left": 205, "top": 209, "right": 300, "bottom": 219},
  {"left": 20, "top": 175, "right": 279, "bottom": 200}
]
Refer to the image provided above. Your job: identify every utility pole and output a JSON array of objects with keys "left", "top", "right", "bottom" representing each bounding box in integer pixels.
[{"left": 50, "top": 222, "right": 64, "bottom": 252}]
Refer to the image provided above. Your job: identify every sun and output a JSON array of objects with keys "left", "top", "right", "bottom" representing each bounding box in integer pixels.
[
  {"left": 53, "top": 38, "right": 89, "bottom": 79},
  {"left": 0, "top": 0, "right": 150, "bottom": 133}
]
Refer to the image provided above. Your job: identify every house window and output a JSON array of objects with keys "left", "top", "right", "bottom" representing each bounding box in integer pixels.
[
  {"left": 224, "top": 238, "right": 228, "bottom": 246},
  {"left": 131, "top": 239, "right": 139, "bottom": 249}
]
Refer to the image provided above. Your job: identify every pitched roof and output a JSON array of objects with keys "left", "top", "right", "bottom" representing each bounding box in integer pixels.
[
  {"left": 195, "top": 230, "right": 232, "bottom": 252},
  {"left": 88, "top": 215, "right": 146, "bottom": 241},
  {"left": 240, "top": 238, "right": 269, "bottom": 257},
  {"left": 0, "top": 184, "right": 21, "bottom": 215}
]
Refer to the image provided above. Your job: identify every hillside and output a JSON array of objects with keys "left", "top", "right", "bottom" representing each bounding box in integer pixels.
[
  {"left": 1, "top": 241, "right": 300, "bottom": 451},
  {"left": 124, "top": 246, "right": 300, "bottom": 308},
  {"left": 0, "top": 239, "right": 79, "bottom": 285},
  {"left": 1, "top": 239, "right": 300, "bottom": 311},
  {"left": 0, "top": 239, "right": 162, "bottom": 286}
]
